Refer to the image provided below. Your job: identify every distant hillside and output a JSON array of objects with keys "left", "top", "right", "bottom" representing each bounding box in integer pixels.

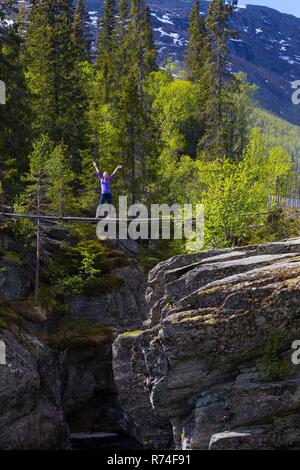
[
  {"left": 83, "top": 0, "right": 300, "bottom": 127},
  {"left": 252, "top": 108, "right": 300, "bottom": 163},
  {"left": 19, "top": 0, "right": 300, "bottom": 127}
]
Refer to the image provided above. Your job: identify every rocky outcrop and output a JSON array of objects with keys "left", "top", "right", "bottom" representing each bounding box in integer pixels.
[
  {"left": 0, "top": 231, "right": 148, "bottom": 449},
  {"left": 113, "top": 238, "right": 300, "bottom": 450},
  {"left": 113, "top": 332, "right": 174, "bottom": 449},
  {"left": 67, "top": 264, "right": 148, "bottom": 331},
  {"left": 0, "top": 329, "right": 68, "bottom": 450}
]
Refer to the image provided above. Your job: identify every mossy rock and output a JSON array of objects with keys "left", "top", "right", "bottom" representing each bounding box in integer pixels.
[
  {"left": 44, "top": 320, "right": 113, "bottom": 350},
  {"left": 119, "top": 329, "right": 142, "bottom": 337},
  {"left": 80, "top": 275, "right": 125, "bottom": 296},
  {"left": 138, "top": 254, "right": 162, "bottom": 270}
]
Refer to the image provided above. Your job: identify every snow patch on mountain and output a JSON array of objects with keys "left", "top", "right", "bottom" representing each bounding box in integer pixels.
[{"left": 151, "top": 12, "right": 174, "bottom": 25}]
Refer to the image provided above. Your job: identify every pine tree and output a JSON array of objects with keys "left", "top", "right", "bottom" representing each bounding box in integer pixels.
[
  {"left": 0, "top": 0, "right": 31, "bottom": 207},
  {"left": 72, "top": 0, "right": 92, "bottom": 62},
  {"left": 20, "top": 135, "right": 53, "bottom": 304},
  {"left": 198, "top": 0, "right": 237, "bottom": 157},
  {"left": 128, "top": 0, "right": 157, "bottom": 98},
  {"left": 185, "top": 0, "right": 209, "bottom": 82},
  {"left": 117, "top": 0, "right": 157, "bottom": 202},
  {"left": 92, "top": 0, "right": 158, "bottom": 204},
  {"left": 142, "top": 6, "right": 157, "bottom": 75},
  {"left": 46, "top": 143, "right": 75, "bottom": 216},
  {"left": 96, "top": 0, "right": 117, "bottom": 101},
  {"left": 25, "top": 0, "right": 89, "bottom": 172},
  {"left": 113, "top": 0, "right": 129, "bottom": 78}
]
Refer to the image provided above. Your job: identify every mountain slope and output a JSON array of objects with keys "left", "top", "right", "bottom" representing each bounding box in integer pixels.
[
  {"left": 252, "top": 108, "right": 300, "bottom": 163},
  {"left": 84, "top": 0, "right": 300, "bottom": 127}
]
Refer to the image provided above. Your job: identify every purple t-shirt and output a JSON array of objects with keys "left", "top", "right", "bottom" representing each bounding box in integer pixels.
[{"left": 97, "top": 171, "right": 114, "bottom": 194}]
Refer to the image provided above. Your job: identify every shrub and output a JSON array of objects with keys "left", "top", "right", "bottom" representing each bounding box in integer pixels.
[{"left": 257, "top": 332, "right": 294, "bottom": 382}]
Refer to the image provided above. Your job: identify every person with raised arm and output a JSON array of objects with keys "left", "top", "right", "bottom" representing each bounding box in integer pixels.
[{"left": 92, "top": 160, "right": 122, "bottom": 206}]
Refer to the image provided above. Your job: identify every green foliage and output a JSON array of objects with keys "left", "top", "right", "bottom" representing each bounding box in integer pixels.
[
  {"left": 1, "top": 0, "right": 299, "bottom": 268},
  {"left": 19, "top": 134, "right": 53, "bottom": 213},
  {"left": 257, "top": 332, "right": 294, "bottom": 382},
  {"left": 45, "top": 143, "right": 75, "bottom": 216},
  {"left": 43, "top": 238, "right": 128, "bottom": 296},
  {"left": 0, "top": 297, "right": 22, "bottom": 330},
  {"left": 197, "top": 0, "right": 239, "bottom": 157},
  {"left": 148, "top": 73, "right": 200, "bottom": 160},
  {"left": 2, "top": 250, "right": 22, "bottom": 266},
  {"left": 197, "top": 129, "right": 293, "bottom": 248},
  {"left": 72, "top": 0, "right": 92, "bottom": 62},
  {"left": 252, "top": 108, "right": 300, "bottom": 162},
  {"left": 249, "top": 207, "right": 300, "bottom": 244},
  {"left": 0, "top": 1, "right": 31, "bottom": 203},
  {"left": 59, "top": 245, "right": 101, "bottom": 294},
  {"left": 25, "top": 0, "right": 89, "bottom": 170}
]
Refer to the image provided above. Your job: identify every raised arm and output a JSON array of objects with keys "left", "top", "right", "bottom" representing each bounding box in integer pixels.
[
  {"left": 92, "top": 160, "right": 102, "bottom": 178},
  {"left": 110, "top": 164, "right": 123, "bottom": 179}
]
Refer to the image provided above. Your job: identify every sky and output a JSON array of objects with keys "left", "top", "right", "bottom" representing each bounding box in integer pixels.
[{"left": 241, "top": 1, "right": 300, "bottom": 18}]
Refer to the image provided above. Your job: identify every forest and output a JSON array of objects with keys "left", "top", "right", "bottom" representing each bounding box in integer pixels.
[{"left": 1, "top": 0, "right": 300, "bottom": 261}]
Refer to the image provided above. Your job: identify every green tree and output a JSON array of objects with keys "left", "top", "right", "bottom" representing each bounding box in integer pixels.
[
  {"left": 197, "top": 129, "right": 293, "bottom": 248},
  {"left": 198, "top": 0, "right": 237, "bottom": 157},
  {"left": 0, "top": 0, "right": 31, "bottom": 207},
  {"left": 223, "top": 73, "right": 257, "bottom": 160},
  {"left": 185, "top": 0, "right": 209, "bottom": 82},
  {"left": 92, "top": 0, "right": 158, "bottom": 205},
  {"left": 25, "top": 0, "right": 88, "bottom": 171},
  {"left": 46, "top": 143, "right": 75, "bottom": 216},
  {"left": 96, "top": 0, "right": 117, "bottom": 102},
  {"left": 19, "top": 135, "right": 53, "bottom": 303},
  {"left": 72, "top": 0, "right": 92, "bottom": 62}
]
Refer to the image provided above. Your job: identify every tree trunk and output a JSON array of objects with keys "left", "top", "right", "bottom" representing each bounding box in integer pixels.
[{"left": 35, "top": 179, "right": 41, "bottom": 304}]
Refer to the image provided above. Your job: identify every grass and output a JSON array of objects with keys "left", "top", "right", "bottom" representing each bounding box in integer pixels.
[{"left": 137, "top": 254, "right": 162, "bottom": 270}]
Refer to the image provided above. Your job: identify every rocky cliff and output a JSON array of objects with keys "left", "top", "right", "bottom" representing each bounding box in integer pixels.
[
  {"left": 0, "top": 227, "right": 148, "bottom": 449},
  {"left": 113, "top": 238, "right": 300, "bottom": 450},
  {"left": 2, "top": 225, "right": 300, "bottom": 450}
]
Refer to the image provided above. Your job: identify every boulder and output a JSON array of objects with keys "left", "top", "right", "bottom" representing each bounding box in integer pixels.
[{"left": 67, "top": 265, "right": 148, "bottom": 331}]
